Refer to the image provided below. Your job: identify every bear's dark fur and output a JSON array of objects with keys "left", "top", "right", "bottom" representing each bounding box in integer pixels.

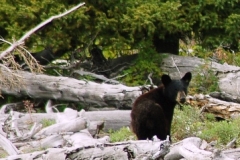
[{"left": 131, "top": 72, "right": 192, "bottom": 140}]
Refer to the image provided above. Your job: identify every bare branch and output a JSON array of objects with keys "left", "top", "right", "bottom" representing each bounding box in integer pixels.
[
  {"left": 73, "top": 70, "right": 120, "bottom": 84},
  {"left": 171, "top": 56, "right": 182, "bottom": 78},
  {"left": 0, "top": 2, "right": 85, "bottom": 59}
]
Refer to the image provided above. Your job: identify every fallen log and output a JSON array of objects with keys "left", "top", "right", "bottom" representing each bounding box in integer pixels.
[
  {"left": 6, "top": 110, "right": 132, "bottom": 132},
  {"left": 0, "top": 67, "right": 142, "bottom": 109},
  {"left": 188, "top": 94, "right": 240, "bottom": 119},
  {"left": 165, "top": 137, "right": 212, "bottom": 160}
]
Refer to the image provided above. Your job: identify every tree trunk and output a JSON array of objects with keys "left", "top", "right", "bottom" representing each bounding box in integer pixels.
[{"left": 153, "top": 33, "right": 180, "bottom": 55}]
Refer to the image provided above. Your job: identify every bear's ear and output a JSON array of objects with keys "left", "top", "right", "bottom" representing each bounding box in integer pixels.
[
  {"left": 161, "top": 74, "right": 172, "bottom": 86},
  {"left": 181, "top": 72, "right": 192, "bottom": 84}
]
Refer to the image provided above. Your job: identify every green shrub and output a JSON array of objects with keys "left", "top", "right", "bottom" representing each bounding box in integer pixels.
[
  {"left": 172, "top": 105, "right": 203, "bottom": 142},
  {"left": 172, "top": 105, "right": 240, "bottom": 146},
  {"left": 199, "top": 120, "right": 240, "bottom": 145},
  {"left": 205, "top": 113, "right": 216, "bottom": 122},
  {"left": 190, "top": 62, "right": 219, "bottom": 94},
  {"left": 233, "top": 53, "right": 240, "bottom": 67},
  {"left": 121, "top": 41, "right": 163, "bottom": 86}
]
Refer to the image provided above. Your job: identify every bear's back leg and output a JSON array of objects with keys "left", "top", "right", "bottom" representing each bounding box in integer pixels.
[{"left": 131, "top": 101, "right": 168, "bottom": 140}]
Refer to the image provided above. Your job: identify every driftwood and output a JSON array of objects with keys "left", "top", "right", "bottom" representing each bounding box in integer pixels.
[
  {"left": 0, "top": 110, "right": 132, "bottom": 132},
  {"left": 1, "top": 108, "right": 240, "bottom": 159},
  {"left": 0, "top": 67, "right": 141, "bottom": 109},
  {"left": 0, "top": 108, "right": 171, "bottom": 159}
]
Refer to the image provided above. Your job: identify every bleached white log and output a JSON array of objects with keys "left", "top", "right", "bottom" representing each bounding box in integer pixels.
[
  {"left": 42, "top": 148, "right": 66, "bottom": 160},
  {"left": 0, "top": 124, "right": 7, "bottom": 137},
  {"left": 87, "top": 120, "right": 104, "bottom": 137},
  {"left": 212, "top": 149, "right": 234, "bottom": 160},
  {"left": 68, "top": 145, "right": 128, "bottom": 160},
  {"left": 226, "top": 138, "right": 237, "bottom": 149},
  {"left": 0, "top": 134, "right": 19, "bottom": 156},
  {"left": 132, "top": 138, "right": 171, "bottom": 159},
  {"left": 40, "top": 135, "right": 66, "bottom": 148},
  {"left": 67, "top": 138, "right": 170, "bottom": 160},
  {"left": 65, "top": 129, "right": 110, "bottom": 151},
  {"left": 79, "top": 109, "right": 86, "bottom": 118},
  {"left": 13, "top": 110, "right": 131, "bottom": 132},
  {"left": 84, "top": 110, "right": 131, "bottom": 131},
  {"left": 10, "top": 122, "right": 42, "bottom": 142},
  {"left": 56, "top": 108, "right": 79, "bottom": 123},
  {"left": 0, "top": 69, "right": 141, "bottom": 108},
  {"left": 1, "top": 150, "right": 46, "bottom": 160},
  {"left": 165, "top": 137, "right": 212, "bottom": 160},
  {"left": 152, "top": 136, "right": 171, "bottom": 159},
  {"left": 223, "top": 148, "right": 240, "bottom": 159},
  {"left": 33, "top": 117, "right": 86, "bottom": 139},
  {"left": 10, "top": 111, "right": 22, "bottom": 137},
  {"left": 45, "top": 99, "right": 59, "bottom": 113}
]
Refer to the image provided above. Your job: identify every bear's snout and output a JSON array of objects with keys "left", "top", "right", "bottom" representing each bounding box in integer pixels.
[
  {"left": 180, "top": 97, "right": 186, "bottom": 103},
  {"left": 177, "top": 91, "right": 187, "bottom": 103}
]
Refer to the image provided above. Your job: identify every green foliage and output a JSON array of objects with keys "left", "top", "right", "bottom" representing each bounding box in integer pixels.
[
  {"left": 0, "top": 150, "right": 8, "bottom": 158},
  {"left": 225, "top": 13, "right": 240, "bottom": 41},
  {"left": 199, "top": 120, "right": 240, "bottom": 145},
  {"left": 40, "top": 119, "right": 56, "bottom": 128},
  {"left": 190, "top": 45, "right": 212, "bottom": 59},
  {"left": 109, "top": 127, "right": 136, "bottom": 142},
  {"left": 205, "top": 113, "right": 216, "bottom": 122},
  {"left": 1, "top": 0, "right": 240, "bottom": 59},
  {"left": 233, "top": 54, "right": 240, "bottom": 67},
  {"left": 121, "top": 41, "right": 163, "bottom": 86},
  {"left": 183, "top": 0, "right": 240, "bottom": 49},
  {"left": 172, "top": 105, "right": 240, "bottom": 146},
  {"left": 172, "top": 105, "right": 203, "bottom": 142},
  {"left": 190, "top": 62, "right": 219, "bottom": 94},
  {"left": 56, "top": 105, "right": 68, "bottom": 112}
]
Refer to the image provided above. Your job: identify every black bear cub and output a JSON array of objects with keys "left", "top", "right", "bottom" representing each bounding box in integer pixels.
[{"left": 131, "top": 72, "right": 192, "bottom": 141}]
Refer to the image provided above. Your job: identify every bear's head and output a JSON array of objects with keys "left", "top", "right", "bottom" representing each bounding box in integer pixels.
[{"left": 161, "top": 72, "right": 192, "bottom": 104}]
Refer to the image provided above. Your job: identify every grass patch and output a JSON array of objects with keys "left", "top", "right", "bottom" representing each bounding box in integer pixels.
[
  {"left": 199, "top": 119, "right": 240, "bottom": 145},
  {"left": 40, "top": 119, "right": 56, "bottom": 128},
  {"left": 172, "top": 105, "right": 203, "bottom": 142},
  {"left": 172, "top": 105, "right": 240, "bottom": 146},
  {"left": 0, "top": 149, "right": 8, "bottom": 158},
  {"left": 109, "top": 127, "right": 136, "bottom": 142},
  {"left": 108, "top": 105, "right": 240, "bottom": 147}
]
